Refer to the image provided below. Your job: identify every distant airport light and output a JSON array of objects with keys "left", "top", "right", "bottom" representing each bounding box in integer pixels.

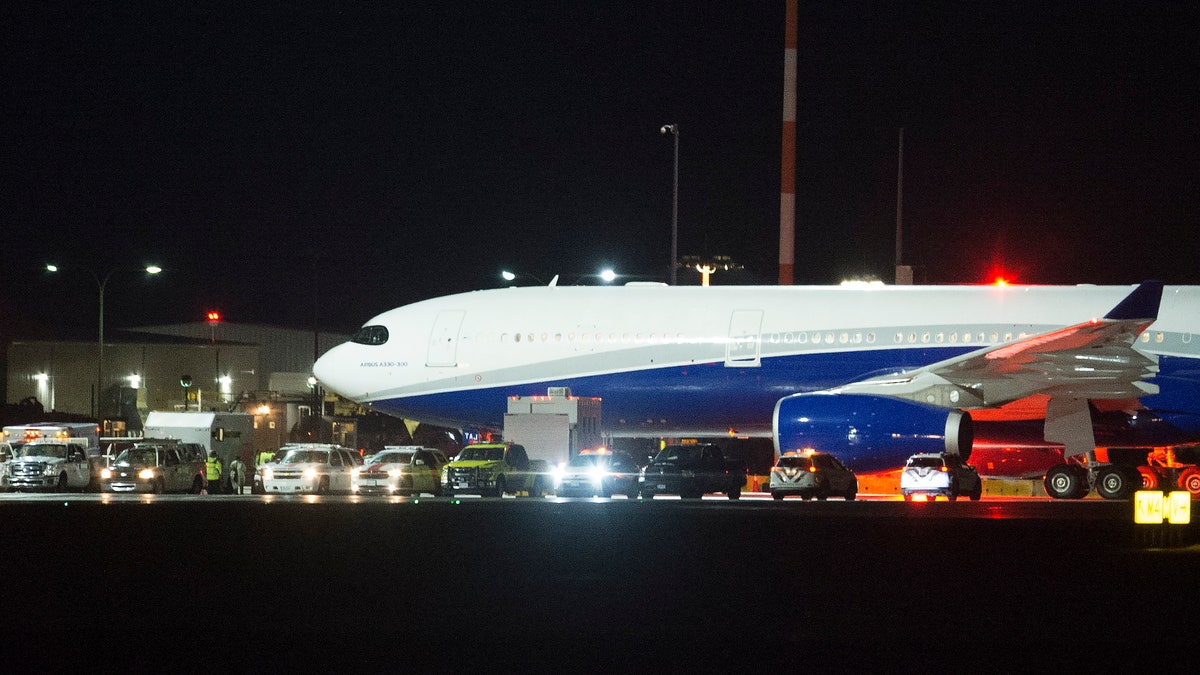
[
  {"left": 206, "top": 311, "right": 221, "bottom": 323},
  {"left": 599, "top": 268, "right": 616, "bottom": 283}
]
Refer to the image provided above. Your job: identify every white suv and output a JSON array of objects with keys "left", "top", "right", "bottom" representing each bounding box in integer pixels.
[
  {"left": 901, "top": 453, "right": 982, "bottom": 501},
  {"left": 258, "top": 444, "right": 361, "bottom": 494}
]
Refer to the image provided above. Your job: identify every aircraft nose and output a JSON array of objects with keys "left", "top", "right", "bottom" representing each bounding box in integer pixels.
[{"left": 313, "top": 344, "right": 352, "bottom": 396}]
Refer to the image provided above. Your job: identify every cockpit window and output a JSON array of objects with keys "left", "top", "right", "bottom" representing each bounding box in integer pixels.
[{"left": 352, "top": 325, "right": 389, "bottom": 345}]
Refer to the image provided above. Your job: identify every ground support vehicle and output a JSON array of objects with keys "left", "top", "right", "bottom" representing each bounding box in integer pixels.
[
  {"left": 901, "top": 453, "right": 982, "bottom": 501},
  {"left": 638, "top": 443, "right": 745, "bottom": 500},
  {"left": 6, "top": 441, "right": 94, "bottom": 492},
  {"left": 352, "top": 446, "right": 447, "bottom": 495},
  {"left": 258, "top": 443, "right": 359, "bottom": 494},
  {"left": 769, "top": 450, "right": 857, "bottom": 501},
  {"left": 0, "top": 442, "right": 16, "bottom": 490},
  {"left": 441, "top": 443, "right": 548, "bottom": 497},
  {"left": 143, "top": 411, "right": 257, "bottom": 493},
  {"left": 553, "top": 449, "right": 640, "bottom": 498},
  {"left": 100, "top": 442, "right": 207, "bottom": 494}
]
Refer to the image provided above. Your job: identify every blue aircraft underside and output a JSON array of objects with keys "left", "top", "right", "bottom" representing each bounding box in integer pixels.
[{"left": 367, "top": 347, "right": 973, "bottom": 432}]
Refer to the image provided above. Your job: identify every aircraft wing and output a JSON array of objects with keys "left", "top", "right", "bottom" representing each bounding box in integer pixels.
[{"left": 832, "top": 281, "right": 1164, "bottom": 409}]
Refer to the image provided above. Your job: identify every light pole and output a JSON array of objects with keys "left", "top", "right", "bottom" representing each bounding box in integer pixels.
[
  {"left": 660, "top": 123, "right": 679, "bottom": 285},
  {"left": 46, "top": 263, "right": 162, "bottom": 418}
]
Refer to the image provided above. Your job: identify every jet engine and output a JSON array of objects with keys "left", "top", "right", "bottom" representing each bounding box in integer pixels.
[{"left": 773, "top": 393, "right": 973, "bottom": 473}]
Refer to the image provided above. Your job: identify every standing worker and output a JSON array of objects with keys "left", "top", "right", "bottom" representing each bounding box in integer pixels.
[
  {"left": 228, "top": 458, "right": 246, "bottom": 494},
  {"left": 206, "top": 451, "right": 223, "bottom": 494}
]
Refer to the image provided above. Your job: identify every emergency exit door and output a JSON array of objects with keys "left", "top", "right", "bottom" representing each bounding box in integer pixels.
[
  {"left": 725, "top": 309, "right": 763, "bottom": 367},
  {"left": 426, "top": 310, "right": 465, "bottom": 367}
]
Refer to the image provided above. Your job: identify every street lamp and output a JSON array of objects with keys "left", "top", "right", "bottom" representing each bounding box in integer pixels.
[
  {"left": 46, "top": 263, "right": 162, "bottom": 418},
  {"left": 660, "top": 123, "right": 679, "bottom": 285}
]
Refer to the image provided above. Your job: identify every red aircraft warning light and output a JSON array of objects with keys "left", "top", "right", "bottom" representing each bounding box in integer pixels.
[{"left": 206, "top": 311, "right": 221, "bottom": 323}]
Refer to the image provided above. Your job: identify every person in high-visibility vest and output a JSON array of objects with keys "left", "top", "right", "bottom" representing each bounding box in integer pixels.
[{"left": 206, "top": 451, "right": 223, "bottom": 494}]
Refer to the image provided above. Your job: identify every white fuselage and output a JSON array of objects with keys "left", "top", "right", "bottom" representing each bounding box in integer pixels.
[{"left": 314, "top": 284, "right": 1200, "bottom": 443}]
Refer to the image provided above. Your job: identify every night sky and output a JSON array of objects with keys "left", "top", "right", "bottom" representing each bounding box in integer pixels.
[{"left": 3, "top": 1, "right": 1197, "bottom": 342}]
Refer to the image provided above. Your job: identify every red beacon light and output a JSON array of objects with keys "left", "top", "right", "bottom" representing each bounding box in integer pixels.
[{"left": 206, "top": 311, "right": 221, "bottom": 323}]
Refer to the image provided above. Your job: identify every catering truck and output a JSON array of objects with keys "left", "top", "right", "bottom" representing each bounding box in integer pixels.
[
  {"left": 503, "top": 388, "right": 602, "bottom": 464},
  {"left": 143, "top": 411, "right": 253, "bottom": 492}
]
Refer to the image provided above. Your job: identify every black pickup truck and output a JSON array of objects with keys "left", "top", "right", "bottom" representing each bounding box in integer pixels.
[{"left": 638, "top": 443, "right": 745, "bottom": 500}]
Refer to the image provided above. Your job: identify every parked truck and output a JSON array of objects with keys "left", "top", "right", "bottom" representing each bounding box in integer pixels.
[
  {"left": 3, "top": 422, "right": 102, "bottom": 492},
  {"left": 441, "top": 443, "right": 549, "bottom": 497},
  {"left": 638, "top": 442, "right": 746, "bottom": 500}
]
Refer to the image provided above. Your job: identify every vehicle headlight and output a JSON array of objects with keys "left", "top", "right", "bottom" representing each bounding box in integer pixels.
[
  {"left": 261, "top": 467, "right": 274, "bottom": 480},
  {"left": 550, "top": 464, "right": 564, "bottom": 487},
  {"left": 388, "top": 468, "right": 402, "bottom": 478},
  {"left": 138, "top": 469, "right": 155, "bottom": 480},
  {"left": 351, "top": 468, "right": 360, "bottom": 479},
  {"left": 302, "top": 467, "right": 317, "bottom": 480},
  {"left": 589, "top": 466, "right": 605, "bottom": 486},
  {"left": 101, "top": 468, "right": 112, "bottom": 480}
]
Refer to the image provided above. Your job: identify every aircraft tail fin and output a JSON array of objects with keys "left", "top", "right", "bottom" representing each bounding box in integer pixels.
[{"left": 1103, "top": 281, "right": 1163, "bottom": 321}]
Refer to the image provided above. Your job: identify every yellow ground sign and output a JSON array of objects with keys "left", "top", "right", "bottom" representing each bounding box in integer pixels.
[{"left": 1134, "top": 490, "right": 1192, "bottom": 525}]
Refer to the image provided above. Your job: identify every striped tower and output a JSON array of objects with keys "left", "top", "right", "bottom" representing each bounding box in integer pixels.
[{"left": 779, "top": 0, "right": 797, "bottom": 285}]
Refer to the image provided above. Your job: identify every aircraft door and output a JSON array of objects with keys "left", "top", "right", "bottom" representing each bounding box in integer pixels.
[
  {"left": 427, "top": 310, "right": 465, "bottom": 367},
  {"left": 725, "top": 310, "right": 763, "bottom": 367}
]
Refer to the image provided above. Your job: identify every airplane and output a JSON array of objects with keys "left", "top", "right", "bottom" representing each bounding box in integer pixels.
[{"left": 313, "top": 280, "right": 1200, "bottom": 499}]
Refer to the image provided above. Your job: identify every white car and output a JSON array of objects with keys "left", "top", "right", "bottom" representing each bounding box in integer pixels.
[
  {"left": 258, "top": 444, "right": 360, "bottom": 494},
  {"left": 900, "top": 453, "right": 982, "bottom": 501},
  {"left": 352, "top": 446, "right": 448, "bottom": 495}
]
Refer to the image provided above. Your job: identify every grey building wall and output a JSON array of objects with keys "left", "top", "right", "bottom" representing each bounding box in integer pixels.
[
  {"left": 7, "top": 340, "right": 260, "bottom": 418},
  {"left": 129, "top": 322, "right": 349, "bottom": 382}
]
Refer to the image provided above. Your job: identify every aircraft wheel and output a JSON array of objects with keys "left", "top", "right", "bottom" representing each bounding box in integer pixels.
[
  {"left": 771, "top": 491, "right": 784, "bottom": 501},
  {"left": 1178, "top": 467, "right": 1200, "bottom": 494},
  {"left": 1096, "top": 466, "right": 1137, "bottom": 500},
  {"left": 1044, "top": 464, "right": 1089, "bottom": 500},
  {"left": 846, "top": 480, "right": 858, "bottom": 501},
  {"left": 1137, "top": 465, "right": 1160, "bottom": 490},
  {"left": 727, "top": 485, "right": 741, "bottom": 500}
]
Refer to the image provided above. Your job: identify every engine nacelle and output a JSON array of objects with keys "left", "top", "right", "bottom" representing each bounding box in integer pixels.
[{"left": 773, "top": 393, "right": 973, "bottom": 473}]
